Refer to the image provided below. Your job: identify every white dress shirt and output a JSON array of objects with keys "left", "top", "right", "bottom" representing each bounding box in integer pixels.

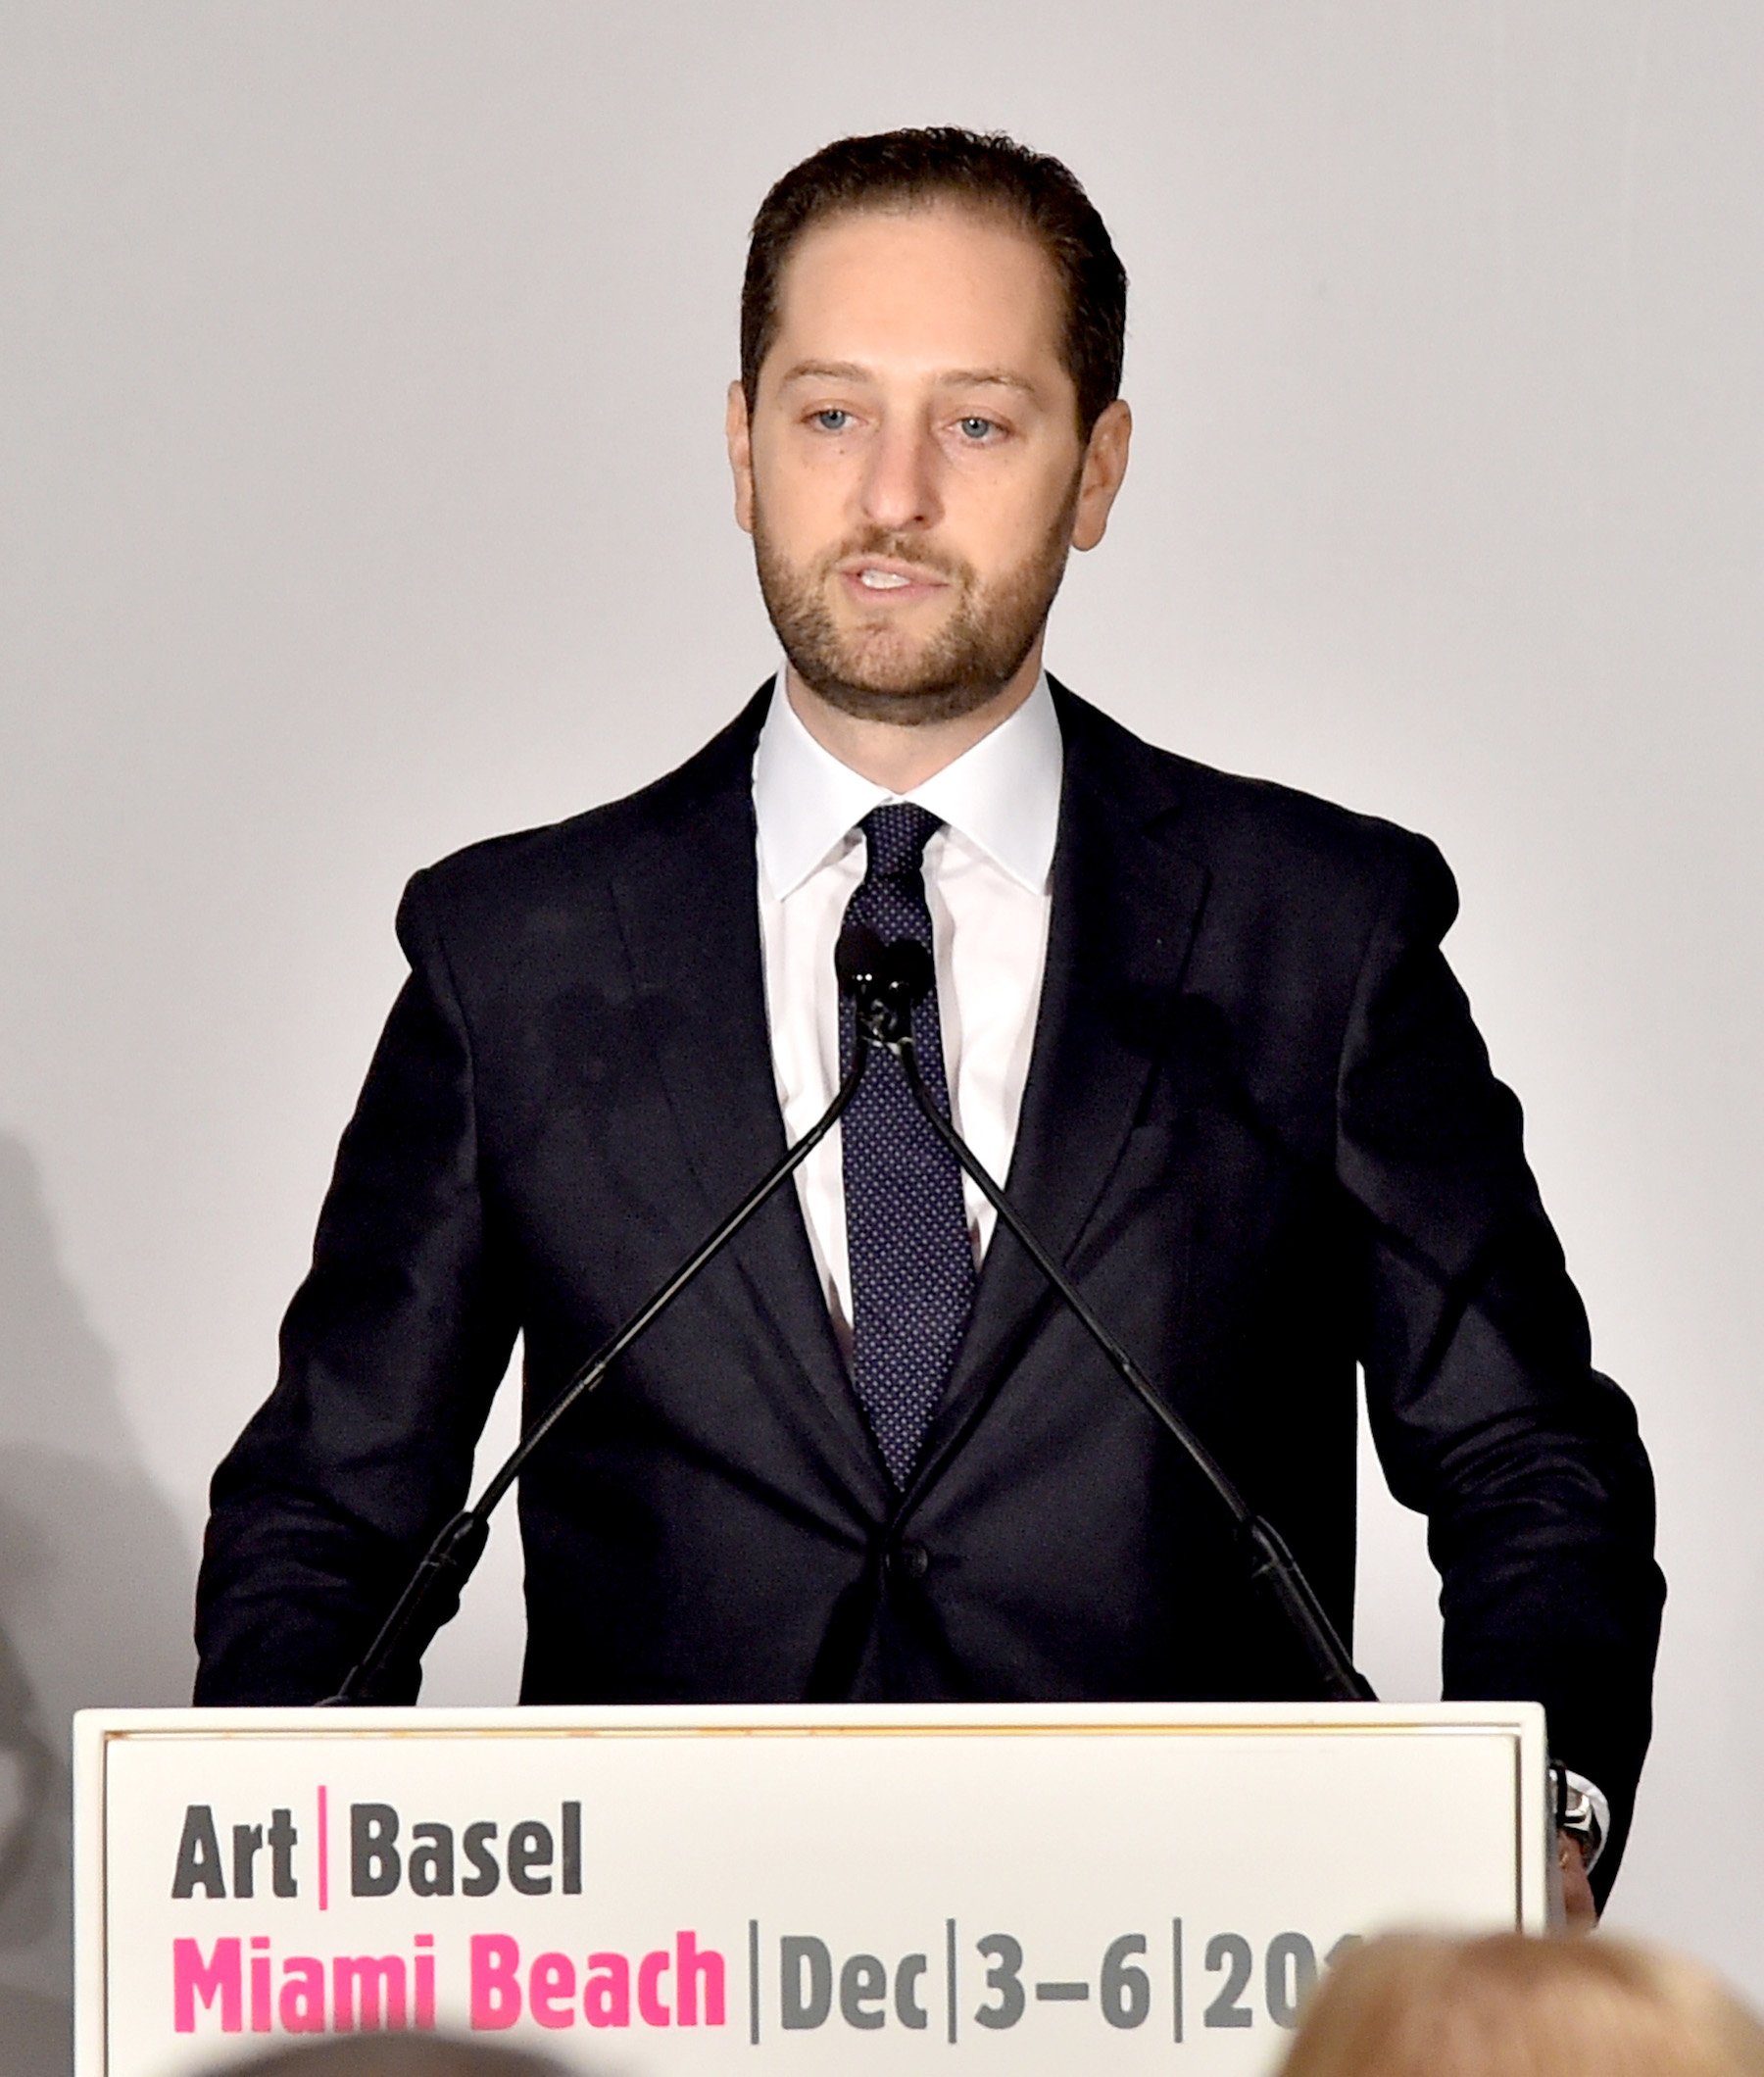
[{"left": 753, "top": 666, "right": 1062, "bottom": 1353}]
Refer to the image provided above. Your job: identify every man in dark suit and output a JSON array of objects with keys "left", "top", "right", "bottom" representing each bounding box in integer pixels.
[{"left": 195, "top": 129, "right": 1662, "bottom": 1911}]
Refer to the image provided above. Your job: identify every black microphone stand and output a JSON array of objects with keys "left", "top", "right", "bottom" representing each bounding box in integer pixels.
[
  {"left": 846, "top": 927, "right": 1375, "bottom": 1706},
  {"left": 325, "top": 1044, "right": 874, "bottom": 1706}
]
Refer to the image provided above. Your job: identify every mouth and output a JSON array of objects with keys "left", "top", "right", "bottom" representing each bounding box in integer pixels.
[{"left": 837, "top": 558, "right": 950, "bottom": 606}]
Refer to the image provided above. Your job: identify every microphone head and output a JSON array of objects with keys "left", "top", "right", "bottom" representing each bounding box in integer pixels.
[
  {"left": 835, "top": 920, "right": 890, "bottom": 1004},
  {"left": 835, "top": 923, "right": 933, "bottom": 1037},
  {"left": 877, "top": 937, "right": 934, "bottom": 1014}
]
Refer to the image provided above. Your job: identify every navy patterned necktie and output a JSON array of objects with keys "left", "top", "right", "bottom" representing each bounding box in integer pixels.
[{"left": 839, "top": 803, "right": 978, "bottom": 1487}]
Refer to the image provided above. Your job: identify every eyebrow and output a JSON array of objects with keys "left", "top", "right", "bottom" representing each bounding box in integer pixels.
[
  {"left": 777, "top": 359, "right": 1040, "bottom": 398},
  {"left": 937, "top": 368, "right": 1039, "bottom": 396}
]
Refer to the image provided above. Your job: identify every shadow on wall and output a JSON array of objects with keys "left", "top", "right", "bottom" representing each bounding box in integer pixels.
[{"left": 0, "top": 1131, "right": 199, "bottom": 2076}]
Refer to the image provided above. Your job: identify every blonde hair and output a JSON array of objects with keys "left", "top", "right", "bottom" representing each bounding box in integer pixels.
[{"left": 1277, "top": 1933, "right": 1764, "bottom": 2077}]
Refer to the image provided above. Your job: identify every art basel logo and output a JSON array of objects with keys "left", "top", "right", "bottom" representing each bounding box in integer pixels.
[
  {"left": 171, "top": 1795, "right": 588, "bottom": 1904},
  {"left": 166, "top": 1791, "right": 729, "bottom": 2041},
  {"left": 156, "top": 1779, "right": 1358, "bottom": 2052}
]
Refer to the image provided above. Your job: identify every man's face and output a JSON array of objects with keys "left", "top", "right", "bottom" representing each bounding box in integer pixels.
[{"left": 728, "top": 202, "right": 1127, "bottom": 725}]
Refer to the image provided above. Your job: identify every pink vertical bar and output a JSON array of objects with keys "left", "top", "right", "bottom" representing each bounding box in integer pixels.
[{"left": 317, "top": 1785, "right": 329, "bottom": 1911}]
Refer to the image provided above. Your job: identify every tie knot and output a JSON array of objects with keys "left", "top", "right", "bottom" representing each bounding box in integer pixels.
[{"left": 859, "top": 802, "right": 943, "bottom": 883}]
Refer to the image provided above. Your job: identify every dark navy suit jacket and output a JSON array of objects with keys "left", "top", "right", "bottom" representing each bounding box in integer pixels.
[{"left": 195, "top": 680, "right": 1663, "bottom": 1892}]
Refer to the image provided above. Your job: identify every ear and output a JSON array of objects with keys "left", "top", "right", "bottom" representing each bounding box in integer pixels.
[
  {"left": 726, "top": 379, "right": 756, "bottom": 535},
  {"left": 1070, "top": 398, "right": 1132, "bottom": 553}
]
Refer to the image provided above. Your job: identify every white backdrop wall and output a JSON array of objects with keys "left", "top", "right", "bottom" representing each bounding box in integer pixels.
[{"left": 2, "top": 4, "right": 1760, "bottom": 2066}]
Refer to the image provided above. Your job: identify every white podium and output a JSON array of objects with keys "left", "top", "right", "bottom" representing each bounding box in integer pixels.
[{"left": 75, "top": 1702, "right": 1554, "bottom": 2077}]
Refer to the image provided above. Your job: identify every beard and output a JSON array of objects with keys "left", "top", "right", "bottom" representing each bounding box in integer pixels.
[{"left": 751, "top": 478, "right": 1080, "bottom": 726}]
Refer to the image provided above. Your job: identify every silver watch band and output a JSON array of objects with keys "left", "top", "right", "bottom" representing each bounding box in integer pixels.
[{"left": 1558, "top": 1768, "right": 1611, "bottom": 1872}]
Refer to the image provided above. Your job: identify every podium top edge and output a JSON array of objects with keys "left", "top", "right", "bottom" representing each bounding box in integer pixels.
[{"left": 74, "top": 1701, "right": 1547, "bottom": 1740}]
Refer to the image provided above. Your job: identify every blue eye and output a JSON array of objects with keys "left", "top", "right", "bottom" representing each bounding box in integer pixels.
[
  {"left": 957, "top": 415, "right": 997, "bottom": 441},
  {"left": 813, "top": 409, "right": 852, "bottom": 432}
]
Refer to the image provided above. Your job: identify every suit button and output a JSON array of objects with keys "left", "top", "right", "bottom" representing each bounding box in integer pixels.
[{"left": 891, "top": 1541, "right": 930, "bottom": 1581}]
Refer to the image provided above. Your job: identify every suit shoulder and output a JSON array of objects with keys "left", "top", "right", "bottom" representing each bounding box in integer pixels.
[
  {"left": 1056, "top": 681, "right": 1453, "bottom": 919},
  {"left": 1169, "top": 753, "right": 1446, "bottom": 901},
  {"left": 400, "top": 686, "right": 767, "bottom": 936}
]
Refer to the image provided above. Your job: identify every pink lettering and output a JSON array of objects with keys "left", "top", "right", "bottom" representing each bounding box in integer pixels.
[
  {"left": 415, "top": 1936, "right": 436, "bottom": 2030},
  {"left": 584, "top": 1952, "right": 630, "bottom": 2028},
  {"left": 250, "top": 1938, "right": 271, "bottom": 2033},
  {"left": 173, "top": 1938, "right": 241, "bottom": 2035},
  {"left": 530, "top": 1952, "right": 576, "bottom": 2029},
  {"left": 471, "top": 1934, "right": 521, "bottom": 2031},
  {"left": 638, "top": 1948, "right": 671, "bottom": 2027},
  {"left": 279, "top": 1956, "right": 325, "bottom": 2034},
  {"left": 676, "top": 1930, "right": 725, "bottom": 2027},
  {"left": 333, "top": 1955, "right": 407, "bottom": 2032}
]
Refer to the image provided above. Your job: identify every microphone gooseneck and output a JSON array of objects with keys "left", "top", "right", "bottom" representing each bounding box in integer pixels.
[
  {"left": 335, "top": 919, "right": 1372, "bottom": 1709},
  {"left": 326, "top": 998, "right": 876, "bottom": 1706},
  {"left": 839, "top": 932, "right": 1376, "bottom": 1706}
]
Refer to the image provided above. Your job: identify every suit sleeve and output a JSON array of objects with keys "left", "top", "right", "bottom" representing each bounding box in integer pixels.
[
  {"left": 1336, "top": 834, "right": 1664, "bottom": 1896},
  {"left": 193, "top": 870, "right": 519, "bottom": 1703}
]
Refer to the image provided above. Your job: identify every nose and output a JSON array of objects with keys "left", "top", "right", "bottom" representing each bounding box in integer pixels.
[{"left": 858, "top": 416, "right": 941, "bottom": 534}]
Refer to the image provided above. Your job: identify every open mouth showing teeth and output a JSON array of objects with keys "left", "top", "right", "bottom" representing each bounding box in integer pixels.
[{"left": 858, "top": 569, "right": 915, "bottom": 589}]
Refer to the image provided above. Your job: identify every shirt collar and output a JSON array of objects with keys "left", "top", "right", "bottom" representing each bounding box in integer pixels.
[{"left": 753, "top": 661, "right": 1063, "bottom": 900}]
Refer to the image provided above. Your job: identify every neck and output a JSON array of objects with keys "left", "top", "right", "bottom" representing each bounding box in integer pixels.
[{"left": 783, "top": 642, "right": 1044, "bottom": 791}]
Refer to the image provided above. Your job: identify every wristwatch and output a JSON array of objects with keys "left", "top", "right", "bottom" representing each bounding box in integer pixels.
[{"left": 1556, "top": 1769, "right": 1609, "bottom": 1872}]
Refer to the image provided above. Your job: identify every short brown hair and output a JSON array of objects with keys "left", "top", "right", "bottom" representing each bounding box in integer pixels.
[
  {"left": 1277, "top": 1932, "right": 1764, "bottom": 2077},
  {"left": 740, "top": 126, "right": 1127, "bottom": 436}
]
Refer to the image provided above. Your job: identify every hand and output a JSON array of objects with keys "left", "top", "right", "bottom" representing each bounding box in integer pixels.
[{"left": 1557, "top": 1830, "right": 1597, "bottom": 1931}]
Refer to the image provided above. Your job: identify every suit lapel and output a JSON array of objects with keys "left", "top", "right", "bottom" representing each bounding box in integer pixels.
[
  {"left": 910, "top": 688, "right": 1212, "bottom": 1489},
  {"left": 608, "top": 689, "right": 888, "bottom": 1503},
  {"left": 604, "top": 679, "right": 1211, "bottom": 1513}
]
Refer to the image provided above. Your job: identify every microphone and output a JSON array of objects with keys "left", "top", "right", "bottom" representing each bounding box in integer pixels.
[
  {"left": 326, "top": 969, "right": 879, "bottom": 1706},
  {"left": 836, "top": 923, "right": 934, "bottom": 1046},
  {"left": 838, "top": 927, "right": 1376, "bottom": 1706}
]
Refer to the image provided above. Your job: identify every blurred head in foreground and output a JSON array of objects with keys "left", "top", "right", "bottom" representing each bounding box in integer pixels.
[
  {"left": 1278, "top": 1933, "right": 1764, "bottom": 2077},
  {"left": 220, "top": 2038, "right": 570, "bottom": 2077}
]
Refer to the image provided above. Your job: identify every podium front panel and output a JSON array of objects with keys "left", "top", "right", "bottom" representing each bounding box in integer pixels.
[{"left": 76, "top": 1702, "right": 1549, "bottom": 2077}]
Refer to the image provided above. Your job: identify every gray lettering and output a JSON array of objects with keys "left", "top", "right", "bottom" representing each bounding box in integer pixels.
[
  {"left": 229, "top": 1823, "right": 263, "bottom": 1899},
  {"left": 409, "top": 1822, "right": 455, "bottom": 1897},
  {"left": 780, "top": 1937, "right": 831, "bottom": 2029},
  {"left": 172, "top": 1805, "right": 225, "bottom": 1899},
  {"left": 461, "top": 1820, "right": 500, "bottom": 1897},
  {"left": 268, "top": 1808, "right": 298, "bottom": 1897},
  {"left": 508, "top": 1819, "right": 554, "bottom": 1895},
  {"left": 562, "top": 1801, "right": 582, "bottom": 1894},
  {"left": 350, "top": 1804, "right": 400, "bottom": 1898},
  {"left": 840, "top": 1953, "right": 887, "bottom": 2029},
  {"left": 895, "top": 1953, "right": 929, "bottom": 2030},
  {"left": 974, "top": 1934, "right": 1025, "bottom": 2030}
]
